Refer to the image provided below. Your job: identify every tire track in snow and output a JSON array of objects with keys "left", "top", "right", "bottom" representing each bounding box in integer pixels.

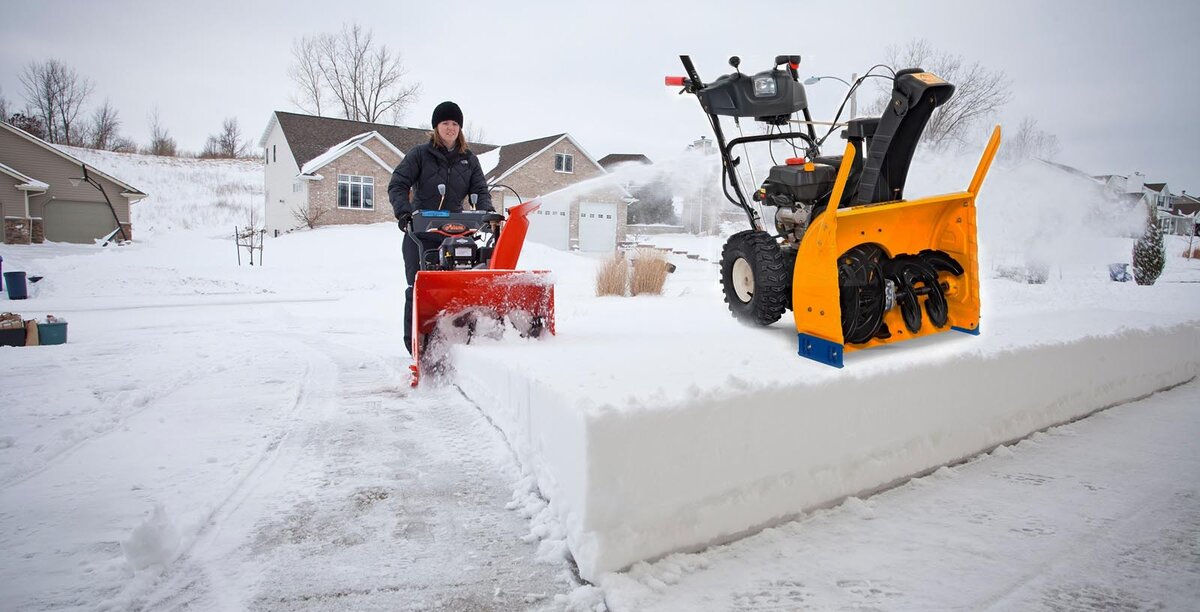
[
  {"left": 111, "top": 337, "right": 338, "bottom": 611},
  {"left": 2, "top": 357, "right": 211, "bottom": 490}
]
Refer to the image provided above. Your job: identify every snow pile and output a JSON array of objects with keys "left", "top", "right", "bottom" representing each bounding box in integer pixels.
[
  {"left": 120, "top": 504, "right": 182, "bottom": 571},
  {"left": 57, "top": 146, "right": 263, "bottom": 236},
  {"left": 457, "top": 317, "right": 1200, "bottom": 580}
]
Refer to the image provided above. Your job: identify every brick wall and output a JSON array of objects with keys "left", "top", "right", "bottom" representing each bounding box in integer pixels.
[
  {"left": 305, "top": 147, "right": 397, "bottom": 227},
  {"left": 4, "top": 217, "right": 30, "bottom": 244},
  {"left": 30, "top": 217, "right": 44, "bottom": 243}
]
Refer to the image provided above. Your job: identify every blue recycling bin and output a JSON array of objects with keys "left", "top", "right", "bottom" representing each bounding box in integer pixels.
[{"left": 4, "top": 271, "right": 27, "bottom": 300}]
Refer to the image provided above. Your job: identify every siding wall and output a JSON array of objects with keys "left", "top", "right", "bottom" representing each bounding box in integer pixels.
[
  {"left": 261, "top": 117, "right": 306, "bottom": 234},
  {"left": 0, "top": 125, "right": 136, "bottom": 232},
  {"left": 0, "top": 173, "right": 24, "bottom": 218}
]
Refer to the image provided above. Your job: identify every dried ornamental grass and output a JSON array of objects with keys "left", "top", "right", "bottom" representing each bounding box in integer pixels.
[
  {"left": 630, "top": 248, "right": 670, "bottom": 296},
  {"left": 595, "top": 252, "right": 629, "bottom": 296}
]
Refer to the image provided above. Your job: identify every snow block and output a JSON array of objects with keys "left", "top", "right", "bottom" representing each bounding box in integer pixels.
[{"left": 453, "top": 319, "right": 1200, "bottom": 581}]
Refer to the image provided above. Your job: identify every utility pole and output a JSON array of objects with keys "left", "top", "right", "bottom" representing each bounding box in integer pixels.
[{"left": 850, "top": 72, "right": 858, "bottom": 119}]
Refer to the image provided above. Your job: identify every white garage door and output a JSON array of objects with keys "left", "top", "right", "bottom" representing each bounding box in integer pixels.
[
  {"left": 517, "top": 195, "right": 569, "bottom": 251},
  {"left": 43, "top": 200, "right": 118, "bottom": 244},
  {"left": 578, "top": 201, "right": 617, "bottom": 252}
]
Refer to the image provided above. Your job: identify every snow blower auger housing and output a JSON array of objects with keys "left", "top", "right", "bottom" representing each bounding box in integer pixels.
[
  {"left": 668, "top": 55, "right": 1001, "bottom": 367},
  {"left": 408, "top": 201, "right": 554, "bottom": 386}
]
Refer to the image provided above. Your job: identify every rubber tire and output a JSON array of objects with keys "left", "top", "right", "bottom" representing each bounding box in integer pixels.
[{"left": 720, "top": 230, "right": 789, "bottom": 326}]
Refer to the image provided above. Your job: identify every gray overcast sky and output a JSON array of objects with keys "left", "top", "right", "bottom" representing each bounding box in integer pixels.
[{"left": 3, "top": 0, "right": 1197, "bottom": 193}]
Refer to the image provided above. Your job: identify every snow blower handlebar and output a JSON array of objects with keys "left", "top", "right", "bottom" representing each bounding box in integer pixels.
[{"left": 668, "top": 54, "right": 812, "bottom": 231}]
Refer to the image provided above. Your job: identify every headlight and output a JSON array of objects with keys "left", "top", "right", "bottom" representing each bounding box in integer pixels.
[{"left": 753, "top": 76, "right": 777, "bottom": 97}]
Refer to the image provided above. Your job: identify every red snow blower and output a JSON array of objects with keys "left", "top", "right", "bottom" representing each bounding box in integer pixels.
[{"left": 407, "top": 201, "right": 554, "bottom": 387}]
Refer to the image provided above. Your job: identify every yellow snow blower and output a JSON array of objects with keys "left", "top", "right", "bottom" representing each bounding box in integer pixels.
[{"left": 668, "top": 55, "right": 1000, "bottom": 367}]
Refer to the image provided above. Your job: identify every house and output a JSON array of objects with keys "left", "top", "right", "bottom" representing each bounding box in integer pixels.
[
  {"left": 484, "top": 133, "right": 629, "bottom": 252},
  {"left": 597, "top": 154, "right": 652, "bottom": 170},
  {"left": 260, "top": 112, "right": 630, "bottom": 252},
  {"left": 258, "top": 111, "right": 496, "bottom": 235},
  {"left": 1166, "top": 192, "right": 1200, "bottom": 236},
  {"left": 1, "top": 121, "right": 146, "bottom": 244}
]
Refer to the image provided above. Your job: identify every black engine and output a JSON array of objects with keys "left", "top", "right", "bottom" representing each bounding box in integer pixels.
[{"left": 410, "top": 210, "right": 505, "bottom": 270}]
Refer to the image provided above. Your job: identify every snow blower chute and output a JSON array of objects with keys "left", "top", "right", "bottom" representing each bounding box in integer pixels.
[
  {"left": 407, "top": 201, "right": 554, "bottom": 386},
  {"left": 668, "top": 55, "right": 1000, "bottom": 367}
]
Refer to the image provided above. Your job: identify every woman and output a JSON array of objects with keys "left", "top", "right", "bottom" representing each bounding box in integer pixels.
[{"left": 388, "top": 101, "right": 493, "bottom": 355}]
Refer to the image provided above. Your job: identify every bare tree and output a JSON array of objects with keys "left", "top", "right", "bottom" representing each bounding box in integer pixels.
[
  {"left": 463, "top": 123, "right": 487, "bottom": 145},
  {"left": 147, "top": 108, "right": 178, "bottom": 157},
  {"left": 290, "top": 24, "right": 420, "bottom": 123},
  {"left": 999, "top": 116, "right": 1061, "bottom": 163},
  {"left": 87, "top": 98, "right": 122, "bottom": 150},
  {"left": 870, "top": 40, "right": 1012, "bottom": 150},
  {"left": 289, "top": 35, "right": 327, "bottom": 116},
  {"left": 0, "top": 87, "right": 9, "bottom": 124},
  {"left": 201, "top": 117, "right": 248, "bottom": 159},
  {"left": 291, "top": 202, "right": 327, "bottom": 229},
  {"left": 19, "top": 59, "right": 94, "bottom": 145}
]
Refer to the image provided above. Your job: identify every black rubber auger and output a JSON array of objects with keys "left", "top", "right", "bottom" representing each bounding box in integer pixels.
[{"left": 839, "top": 247, "right": 964, "bottom": 343}]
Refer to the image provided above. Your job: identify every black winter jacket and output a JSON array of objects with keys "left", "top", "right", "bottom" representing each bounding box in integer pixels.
[{"left": 388, "top": 140, "right": 493, "bottom": 219}]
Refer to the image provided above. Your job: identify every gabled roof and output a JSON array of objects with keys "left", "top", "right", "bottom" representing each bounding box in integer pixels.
[
  {"left": 298, "top": 131, "right": 402, "bottom": 176},
  {"left": 598, "top": 153, "right": 653, "bottom": 169},
  {"left": 485, "top": 133, "right": 609, "bottom": 184},
  {"left": 1144, "top": 182, "right": 1167, "bottom": 193},
  {"left": 0, "top": 162, "right": 48, "bottom": 191},
  {"left": 1, "top": 121, "right": 146, "bottom": 197},
  {"left": 262, "top": 111, "right": 496, "bottom": 169},
  {"left": 485, "top": 133, "right": 566, "bottom": 182}
]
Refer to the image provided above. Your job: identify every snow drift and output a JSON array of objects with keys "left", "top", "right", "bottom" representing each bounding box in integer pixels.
[{"left": 455, "top": 314, "right": 1200, "bottom": 580}]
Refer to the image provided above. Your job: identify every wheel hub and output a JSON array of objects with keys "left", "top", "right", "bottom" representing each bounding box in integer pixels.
[{"left": 732, "top": 257, "right": 755, "bottom": 302}]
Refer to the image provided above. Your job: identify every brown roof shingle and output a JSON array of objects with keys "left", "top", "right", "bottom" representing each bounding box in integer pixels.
[
  {"left": 273, "top": 111, "right": 496, "bottom": 169},
  {"left": 598, "top": 153, "right": 652, "bottom": 169},
  {"left": 485, "top": 133, "right": 566, "bottom": 181}
]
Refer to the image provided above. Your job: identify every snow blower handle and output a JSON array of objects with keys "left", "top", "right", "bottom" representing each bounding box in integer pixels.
[
  {"left": 469, "top": 193, "right": 478, "bottom": 211},
  {"left": 437, "top": 184, "right": 446, "bottom": 210},
  {"left": 774, "top": 55, "right": 802, "bottom": 81}
]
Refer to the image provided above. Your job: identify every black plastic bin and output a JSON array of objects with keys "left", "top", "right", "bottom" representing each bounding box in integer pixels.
[
  {"left": 0, "top": 326, "right": 24, "bottom": 347},
  {"left": 4, "top": 271, "right": 27, "bottom": 300}
]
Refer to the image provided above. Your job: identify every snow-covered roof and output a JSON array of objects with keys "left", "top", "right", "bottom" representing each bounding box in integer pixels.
[
  {"left": 0, "top": 162, "right": 49, "bottom": 191},
  {"left": 1, "top": 121, "right": 146, "bottom": 197},
  {"left": 476, "top": 147, "right": 500, "bottom": 176},
  {"left": 298, "top": 131, "right": 402, "bottom": 176}
]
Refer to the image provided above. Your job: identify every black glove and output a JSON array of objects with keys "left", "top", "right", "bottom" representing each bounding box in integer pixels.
[{"left": 397, "top": 212, "right": 412, "bottom": 230}]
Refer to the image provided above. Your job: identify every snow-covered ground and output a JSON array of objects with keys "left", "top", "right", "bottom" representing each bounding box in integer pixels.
[{"left": 0, "top": 148, "right": 1198, "bottom": 610}]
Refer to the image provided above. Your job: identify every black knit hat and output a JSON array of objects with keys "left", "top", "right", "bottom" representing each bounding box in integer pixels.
[{"left": 431, "top": 101, "right": 463, "bottom": 127}]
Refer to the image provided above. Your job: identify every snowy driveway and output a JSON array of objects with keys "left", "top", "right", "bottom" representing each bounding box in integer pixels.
[{"left": 0, "top": 293, "right": 574, "bottom": 611}]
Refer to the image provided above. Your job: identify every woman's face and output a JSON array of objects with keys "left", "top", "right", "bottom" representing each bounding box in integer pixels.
[{"left": 437, "top": 120, "right": 460, "bottom": 146}]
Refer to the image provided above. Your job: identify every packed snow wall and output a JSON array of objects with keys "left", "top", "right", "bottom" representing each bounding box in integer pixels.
[{"left": 454, "top": 318, "right": 1200, "bottom": 581}]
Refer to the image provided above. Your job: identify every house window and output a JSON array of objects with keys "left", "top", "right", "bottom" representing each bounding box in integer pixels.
[
  {"left": 293, "top": 181, "right": 303, "bottom": 193},
  {"left": 555, "top": 153, "right": 574, "bottom": 173},
  {"left": 273, "top": 145, "right": 277, "bottom": 163},
  {"left": 337, "top": 174, "right": 375, "bottom": 210}
]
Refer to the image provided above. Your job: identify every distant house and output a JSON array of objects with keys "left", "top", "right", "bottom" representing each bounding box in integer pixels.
[
  {"left": 259, "top": 112, "right": 629, "bottom": 252},
  {"left": 258, "top": 111, "right": 495, "bottom": 236},
  {"left": 485, "top": 133, "right": 629, "bottom": 252},
  {"left": 1166, "top": 192, "right": 1200, "bottom": 236},
  {"left": 598, "top": 153, "right": 652, "bottom": 170},
  {"left": 0, "top": 121, "right": 146, "bottom": 244}
]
